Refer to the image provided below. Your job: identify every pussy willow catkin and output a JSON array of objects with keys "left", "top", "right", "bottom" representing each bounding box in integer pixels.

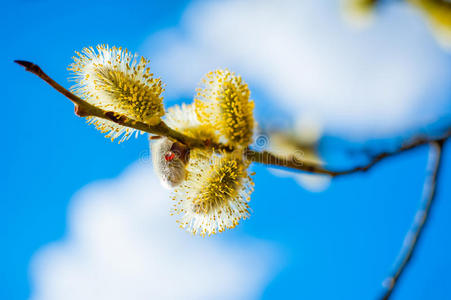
[
  {"left": 68, "top": 45, "right": 164, "bottom": 142},
  {"left": 171, "top": 150, "right": 254, "bottom": 236},
  {"left": 195, "top": 69, "right": 255, "bottom": 148}
]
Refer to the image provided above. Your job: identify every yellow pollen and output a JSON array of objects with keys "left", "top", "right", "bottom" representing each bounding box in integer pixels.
[
  {"left": 68, "top": 44, "right": 165, "bottom": 142},
  {"left": 194, "top": 69, "right": 255, "bottom": 147}
]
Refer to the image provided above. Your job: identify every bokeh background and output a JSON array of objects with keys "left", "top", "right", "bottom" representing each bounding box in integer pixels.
[{"left": 3, "top": 0, "right": 451, "bottom": 299}]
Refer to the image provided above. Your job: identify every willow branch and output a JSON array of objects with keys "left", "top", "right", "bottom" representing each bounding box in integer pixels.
[
  {"left": 246, "top": 134, "right": 450, "bottom": 177},
  {"left": 379, "top": 140, "right": 444, "bottom": 300},
  {"left": 16, "top": 60, "right": 450, "bottom": 177},
  {"left": 14, "top": 60, "right": 215, "bottom": 149}
]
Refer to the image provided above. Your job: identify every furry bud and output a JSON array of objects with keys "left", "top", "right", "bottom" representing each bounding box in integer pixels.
[{"left": 151, "top": 137, "right": 188, "bottom": 188}]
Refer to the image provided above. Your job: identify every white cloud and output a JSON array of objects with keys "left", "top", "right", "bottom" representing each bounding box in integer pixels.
[
  {"left": 29, "top": 162, "right": 278, "bottom": 300},
  {"left": 144, "top": 0, "right": 451, "bottom": 138}
]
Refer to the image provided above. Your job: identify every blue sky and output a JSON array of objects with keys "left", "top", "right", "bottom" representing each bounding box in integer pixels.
[
  {"left": 2, "top": 0, "right": 451, "bottom": 299},
  {"left": 2, "top": 1, "right": 189, "bottom": 298}
]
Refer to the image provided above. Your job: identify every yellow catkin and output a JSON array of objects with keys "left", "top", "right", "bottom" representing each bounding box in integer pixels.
[
  {"left": 409, "top": 0, "right": 451, "bottom": 50},
  {"left": 171, "top": 150, "right": 254, "bottom": 236},
  {"left": 194, "top": 69, "right": 255, "bottom": 148},
  {"left": 68, "top": 44, "right": 165, "bottom": 142}
]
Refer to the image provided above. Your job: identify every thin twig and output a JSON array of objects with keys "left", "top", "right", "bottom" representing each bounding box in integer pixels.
[
  {"left": 245, "top": 136, "right": 450, "bottom": 177},
  {"left": 16, "top": 60, "right": 450, "bottom": 177},
  {"left": 14, "top": 60, "right": 214, "bottom": 149},
  {"left": 379, "top": 140, "right": 445, "bottom": 300}
]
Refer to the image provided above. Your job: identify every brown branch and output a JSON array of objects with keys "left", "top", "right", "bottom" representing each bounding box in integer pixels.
[
  {"left": 245, "top": 135, "right": 450, "bottom": 177},
  {"left": 15, "top": 60, "right": 450, "bottom": 177},
  {"left": 14, "top": 60, "right": 213, "bottom": 149},
  {"left": 379, "top": 140, "right": 445, "bottom": 300}
]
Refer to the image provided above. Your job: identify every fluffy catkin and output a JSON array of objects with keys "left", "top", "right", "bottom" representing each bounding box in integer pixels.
[{"left": 68, "top": 44, "right": 165, "bottom": 142}]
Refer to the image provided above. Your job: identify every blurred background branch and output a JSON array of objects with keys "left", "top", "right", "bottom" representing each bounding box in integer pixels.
[
  {"left": 379, "top": 140, "right": 445, "bottom": 300},
  {"left": 247, "top": 131, "right": 450, "bottom": 176}
]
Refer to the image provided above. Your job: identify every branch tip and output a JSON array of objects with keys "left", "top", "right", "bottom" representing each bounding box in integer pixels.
[{"left": 14, "top": 60, "right": 37, "bottom": 71}]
